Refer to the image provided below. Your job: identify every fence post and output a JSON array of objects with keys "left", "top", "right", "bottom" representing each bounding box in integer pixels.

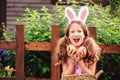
[
  {"left": 51, "top": 26, "right": 60, "bottom": 80},
  {"left": 88, "top": 27, "right": 96, "bottom": 40},
  {"left": 16, "top": 25, "right": 24, "bottom": 80}
]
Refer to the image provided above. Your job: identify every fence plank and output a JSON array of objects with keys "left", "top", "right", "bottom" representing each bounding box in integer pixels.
[
  {"left": 0, "top": 41, "right": 16, "bottom": 49},
  {"left": 51, "top": 26, "right": 60, "bottom": 80},
  {"left": 0, "top": 41, "right": 120, "bottom": 54},
  {"left": 99, "top": 44, "right": 120, "bottom": 54},
  {"left": 25, "top": 42, "right": 50, "bottom": 51},
  {"left": 15, "top": 25, "right": 24, "bottom": 80}
]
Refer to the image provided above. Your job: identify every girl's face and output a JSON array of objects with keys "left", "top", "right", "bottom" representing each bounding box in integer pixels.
[{"left": 69, "top": 23, "right": 85, "bottom": 47}]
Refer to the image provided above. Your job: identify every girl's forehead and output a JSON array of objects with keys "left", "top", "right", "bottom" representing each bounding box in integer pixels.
[
  {"left": 70, "top": 23, "right": 82, "bottom": 29},
  {"left": 70, "top": 22, "right": 81, "bottom": 26}
]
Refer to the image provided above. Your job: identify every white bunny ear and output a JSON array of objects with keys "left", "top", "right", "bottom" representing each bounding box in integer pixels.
[
  {"left": 65, "top": 7, "right": 77, "bottom": 23},
  {"left": 78, "top": 6, "right": 89, "bottom": 24}
]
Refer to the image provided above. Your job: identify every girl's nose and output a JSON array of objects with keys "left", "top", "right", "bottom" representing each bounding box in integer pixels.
[{"left": 74, "top": 32, "right": 79, "bottom": 36}]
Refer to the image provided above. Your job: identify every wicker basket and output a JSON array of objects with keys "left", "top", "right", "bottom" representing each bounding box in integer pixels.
[{"left": 61, "top": 74, "right": 96, "bottom": 80}]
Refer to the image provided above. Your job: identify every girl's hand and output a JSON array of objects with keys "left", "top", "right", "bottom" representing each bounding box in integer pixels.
[
  {"left": 77, "top": 46, "right": 86, "bottom": 60},
  {"left": 67, "top": 44, "right": 76, "bottom": 61}
]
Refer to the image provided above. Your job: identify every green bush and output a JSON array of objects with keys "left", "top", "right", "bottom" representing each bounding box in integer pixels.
[{"left": 17, "top": 7, "right": 53, "bottom": 42}]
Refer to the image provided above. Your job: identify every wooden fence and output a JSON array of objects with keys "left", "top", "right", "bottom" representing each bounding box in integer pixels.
[{"left": 0, "top": 25, "right": 120, "bottom": 80}]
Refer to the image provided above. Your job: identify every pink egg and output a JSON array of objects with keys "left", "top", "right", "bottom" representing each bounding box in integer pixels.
[{"left": 77, "top": 46, "right": 86, "bottom": 57}]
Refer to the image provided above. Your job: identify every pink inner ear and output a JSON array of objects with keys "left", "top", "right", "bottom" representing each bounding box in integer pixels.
[
  {"left": 67, "top": 9, "right": 74, "bottom": 20},
  {"left": 80, "top": 9, "right": 87, "bottom": 21}
]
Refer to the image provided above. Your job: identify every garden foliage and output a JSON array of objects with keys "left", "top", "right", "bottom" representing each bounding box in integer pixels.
[{"left": 0, "top": 1, "right": 120, "bottom": 79}]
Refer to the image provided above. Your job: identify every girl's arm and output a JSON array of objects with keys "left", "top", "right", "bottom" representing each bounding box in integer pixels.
[
  {"left": 89, "top": 55, "right": 99, "bottom": 75},
  {"left": 78, "top": 58, "right": 98, "bottom": 75},
  {"left": 62, "top": 61, "right": 75, "bottom": 76},
  {"left": 77, "top": 46, "right": 96, "bottom": 75},
  {"left": 62, "top": 44, "right": 76, "bottom": 76},
  {"left": 89, "top": 61, "right": 97, "bottom": 75},
  {"left": 78, "top": 60, "right": 93, "bottom": 75}
]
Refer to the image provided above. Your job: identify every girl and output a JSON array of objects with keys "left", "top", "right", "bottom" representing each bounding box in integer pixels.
[{"left": 54, "top": 6, "right": 102, "bottom": 79}]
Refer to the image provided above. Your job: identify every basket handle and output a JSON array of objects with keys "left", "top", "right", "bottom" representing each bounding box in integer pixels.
[{"left": 95, "top": 70, "right": 104, "bottom": 79}]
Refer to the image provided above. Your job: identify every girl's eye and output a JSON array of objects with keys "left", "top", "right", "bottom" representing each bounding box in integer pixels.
[
  {"left": 78, "top": 30, "right": 81, "bottom": 33},
  {"left": 70, "top": 31, "right": 74, "bottom": 33}
]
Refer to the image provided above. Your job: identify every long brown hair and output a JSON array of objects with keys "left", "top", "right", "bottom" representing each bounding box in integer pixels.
[
  {"left": 83, "top": 37, "right": 101, "bottom": 64},
  {"left": 54, "top": 21, "right": 101, "bottom": 65},
  {"left": 54, "top": 37, "right": 70, "bottom": 65}
]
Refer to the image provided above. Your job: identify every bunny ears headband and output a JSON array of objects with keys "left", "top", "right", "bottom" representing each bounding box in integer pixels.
[{"left": 65, "top": 6, "right": 89, "bottom": 24}]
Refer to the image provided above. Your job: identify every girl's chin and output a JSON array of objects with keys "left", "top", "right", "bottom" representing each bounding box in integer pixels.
[
  {"left": 73, "top": 44, "right": 80, "bottom": 47},
  {"left": 73, "top": 42, "right": 82, "bottom": 47}
]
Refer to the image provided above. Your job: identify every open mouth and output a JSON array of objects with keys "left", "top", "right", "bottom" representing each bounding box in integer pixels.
[{"left": 73, "top": 38, "right": 80, "bottom": 43}]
